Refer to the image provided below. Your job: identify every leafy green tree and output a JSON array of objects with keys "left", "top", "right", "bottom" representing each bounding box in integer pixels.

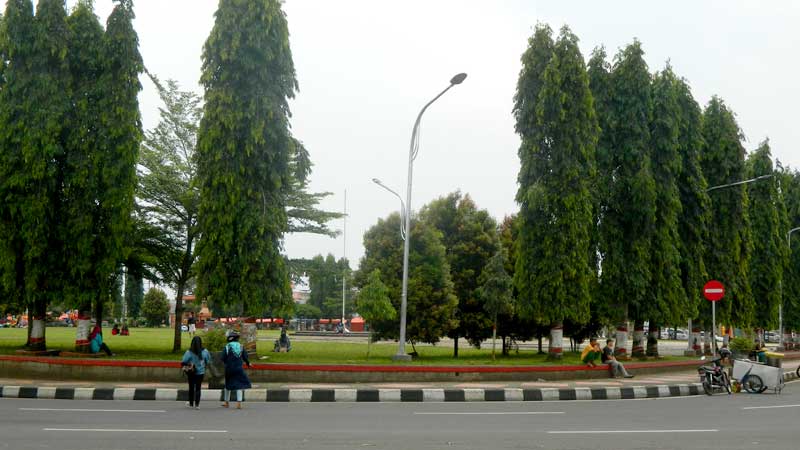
[
  {"left": 701, "top": 96, "right": 754, "bottom": 329},
  {"left": 0, "top": 0, "right": 71, "bottom": 350},
  {"left": 356, "top": 269, "right": 396, "bottom": 358},
  {"left": 124, "top": 269, "right": 144, "bottom": 320},
  {"left": 356, "top": 213, "right": 458, "bottom": 348},
  {"left": 514, "top": 26, "right": 598, "bottom": 359},
  {"left": 142, "top": 287, "right": 169, "bottom": 326},
  {"left": 646, "top": 66, "right": 689, "bottom": 356},
  {"left": 60, "top": 0, "right": 142, "bottom": 349},
  {"left": 137, "top": 73, "right": 202, "bottom": 352},
  {"left": 780, "top": 168, "right": 800, "bottom": 333},
  {"left": 496, "top": 215, "right": 541, "bottom": 354},
  {"left": 294, "top": 303, "right": 322, "bottom": 320},
  {"left": 746, "top": 141, "right": 786, "bottom": 330},
  {"left": 195, "top": 0, "right": 296, "bottom": 316},
  {"left": 476, "top": 247, "right": 513, "bottom": 360},
  {"left": 674, "top": 76, "right": 711, "bottom": 335},
  {"left": 598, "top": 40, "right": 656, "bottom": 357},
  {"left": 421, "top": 192, "right": 498, "bottom": 356}
]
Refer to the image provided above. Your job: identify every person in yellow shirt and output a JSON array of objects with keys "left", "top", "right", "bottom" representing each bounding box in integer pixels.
[{"left": 581, "top": 337, "right": 602, "bottom": 367}]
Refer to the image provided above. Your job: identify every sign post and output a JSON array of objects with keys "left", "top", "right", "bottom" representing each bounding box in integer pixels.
[{"left": 703, "top": 280, "right": 725, "bottom": 355}]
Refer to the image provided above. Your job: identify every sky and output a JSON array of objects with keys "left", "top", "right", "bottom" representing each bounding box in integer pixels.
[{"left": 7, "top": 0, "right": 800, "bottom": 269}]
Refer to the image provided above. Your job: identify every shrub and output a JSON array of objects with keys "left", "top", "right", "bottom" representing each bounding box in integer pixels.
[
  {"left": 201, "top": 327, "right": 227, "bottom": 352},
  {"left": 729, "top": 336, "right": 754, "bottom": 352}
]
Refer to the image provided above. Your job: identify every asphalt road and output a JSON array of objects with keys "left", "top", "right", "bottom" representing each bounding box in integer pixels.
[{"left": 1, "top": 382, "right": 797, "bottom": 450}]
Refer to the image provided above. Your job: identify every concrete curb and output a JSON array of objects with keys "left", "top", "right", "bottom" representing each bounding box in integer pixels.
[
  {"left": 0, "top": 383, "right": 705, "bottom": 402},
  {"left": 2, "top": 370, "right": 795, "bottom": 402}
]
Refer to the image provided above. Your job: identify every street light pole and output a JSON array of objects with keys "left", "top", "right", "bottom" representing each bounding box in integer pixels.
[
  {"left": 779, "top": 226, "right": 800, "bottom": 350},
  {"left": 705, "top": 173, "right": 774, "bottom": 354},
  {"left": 394, "top": 73, "right": 466, "bottom": 361},
  {"left": 705, "top": 174, "right": 773, "bottom": 192}
]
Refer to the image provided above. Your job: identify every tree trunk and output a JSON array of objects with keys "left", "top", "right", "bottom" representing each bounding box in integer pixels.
[
  {"left": 242, "top": 318, "right": 258, "bottom": 358},
  {"left": 75, "top": 305, "right": 93, "bottom": 352},
  {"left": 703, "top": 328, "right": 712, "bottom": 356},
  {"left": 28, "top": 300, "right": 47, "bottom": 351},
  {"left": 614, "top": 321, "right": 628, "bottom": 358},
  {"left": 366, "top": 331, "right": 372, "bottom": 359},
  {"left": 547, "top": 321, "right": 563, "bottom": 360},
  {"left": 690, "top": 325, "right": 702, "bottom": 356},
  {"left": 537, "top": 335, "right": 544, "bottom": 354},
  {"left": 631, "top": 320, "right": 646, "bottom": 358},
  {"left": 491, "top": 317, "right": 497, "bottom": 361},
  {"left": 453, "top": 336, "right": 459, "bottom": 358},
  {"left": 646, "top": 321, "right": 659, "bottom": 357},
  {"left": 172, "top": 281, "right": 186, "bottom": 352}
]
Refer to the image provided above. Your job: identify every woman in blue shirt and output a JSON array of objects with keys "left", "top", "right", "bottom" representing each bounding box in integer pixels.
[{"left": 181, "top": 336, "right": 211, "bottom": 409}]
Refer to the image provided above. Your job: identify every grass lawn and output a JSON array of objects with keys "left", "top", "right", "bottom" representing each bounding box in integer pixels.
[{"left": 0, "top": 327, "right": 692, "bottom": 365}]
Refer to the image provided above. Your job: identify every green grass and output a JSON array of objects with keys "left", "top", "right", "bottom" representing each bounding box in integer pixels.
[{"left": 0, "top": 327, "right": 693, "bottom": 365}]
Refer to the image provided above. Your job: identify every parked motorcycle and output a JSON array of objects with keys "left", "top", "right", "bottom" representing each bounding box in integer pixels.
[{"left": 699, "top": 352, "right": 732, "bottom": 396}]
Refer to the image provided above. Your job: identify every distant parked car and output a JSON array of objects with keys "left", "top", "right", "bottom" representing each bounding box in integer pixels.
[{"left": 675, "top": 329, "right": 688, "bottom": 340}]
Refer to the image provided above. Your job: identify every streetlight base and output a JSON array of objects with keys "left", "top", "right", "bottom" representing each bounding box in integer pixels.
[{"left": 392, "top": 353, "right": 412, "bottom": 362}]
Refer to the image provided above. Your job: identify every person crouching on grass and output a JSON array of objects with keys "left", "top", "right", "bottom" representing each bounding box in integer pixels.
[{"left": 581, "top": 337, "right": 602, "bottom": 367}]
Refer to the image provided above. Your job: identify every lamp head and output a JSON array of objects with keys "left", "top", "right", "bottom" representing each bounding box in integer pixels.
[
  {"left": 450, "top": 73, "right": 467, "bottom": 85},
  {"left": 372, "top": 178, "right": 382, "bottom": 185}
]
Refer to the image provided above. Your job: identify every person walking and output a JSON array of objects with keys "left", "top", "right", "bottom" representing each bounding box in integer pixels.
[
  {"left": 602, "top": 339, "right": 634, "bottom": 378},
  {"left": 181, "top": 336, "right": 211, "bottom": 409},
  {"left": 222, "top": 332, "right": 251, "bottom": 409},
  {"left": 187, "top": 312, "right": 197, "bottom": 337}
]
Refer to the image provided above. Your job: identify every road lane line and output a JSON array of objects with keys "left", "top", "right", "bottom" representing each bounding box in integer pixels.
[
  {"left": 43, "top": 428, "right": 227, "bottom": 433},
  {"left": 741, "top": 404, "right": 800, "bottom": 410},
  {"left": 548, "top": 429, "right": 717, "bottom": 434},
  {"left": 414, "top": 412, "right": 564, "bottom": 415},
  {"left": 21, "top": 408, "right": 165, "bottom": 413}
]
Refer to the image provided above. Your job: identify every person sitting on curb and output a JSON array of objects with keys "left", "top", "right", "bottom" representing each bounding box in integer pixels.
[
  {"left": 580, "top": 337, "right": 602, "bottom": 367},
  {"left": 601, "top": 339, "right": 634, "bottom": 378}
]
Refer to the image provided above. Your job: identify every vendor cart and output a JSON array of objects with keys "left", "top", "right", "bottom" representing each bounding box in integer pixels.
[{"left": 732, "top": 358, "right": 784, "bottom": 394}]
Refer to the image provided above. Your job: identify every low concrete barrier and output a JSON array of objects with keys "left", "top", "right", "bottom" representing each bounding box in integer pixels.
[{"left": 7, "top": 354, "right": 797, "bottom": 383}]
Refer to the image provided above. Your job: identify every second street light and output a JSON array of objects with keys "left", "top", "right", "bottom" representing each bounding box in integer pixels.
[{"left": 377, "top": 73, "right": 467, "bottom": 362}]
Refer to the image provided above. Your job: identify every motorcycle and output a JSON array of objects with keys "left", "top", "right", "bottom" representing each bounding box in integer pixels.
[{"left": 698, "top": 357, "right": 732, "bottom": 395}]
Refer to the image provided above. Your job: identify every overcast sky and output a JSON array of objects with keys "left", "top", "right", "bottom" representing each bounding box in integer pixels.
[{"left": 9, "top": 0, "right": 800, "bottom": 268}]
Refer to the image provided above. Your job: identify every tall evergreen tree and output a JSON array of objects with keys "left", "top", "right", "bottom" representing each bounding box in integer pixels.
[
  {"left": 780, "top": 168, "right": 800, "bottom": 337},
  {"left": 701, "top": 97, "right": 754, "bottom": 329},
  {"left": 674, "top": 77, "right": 710, "bottom": 343},
  {"left": 646, "top": 65, "right": 687, "bottom": 356},
  {"left": 0, "top": 0, "right": 71, "bottom": 350},
  {"left": 195, "top": 0, "right": 296, "bottom": 315},
  {"left": 746, "top": 141, "right": 786, "bottom": 330},
  {"left": 356, "top": 213, "right": 458, "bottom": 348},
  {"left": 476, "top": 246, "right": 514, "bottom": 360},
  {"left": 421, "top": 192, "right": 498, "bottom": 357},
  {"left": 514, "top": 26, "right": 598, "bottom": 359},
  {"left": 598, "top": 40, "right": 656, "bottom": 357}
]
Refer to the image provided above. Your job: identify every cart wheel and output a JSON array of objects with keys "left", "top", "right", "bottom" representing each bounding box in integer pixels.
[
  {"left": 702, "top": 380, "right": 713, "bottom": 396},
  {"left": 743, "top": 374, "right": 764, "bottom": 393}
]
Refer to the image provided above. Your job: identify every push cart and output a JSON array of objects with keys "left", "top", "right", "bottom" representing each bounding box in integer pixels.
[{"left": 732, "top": 358, "right": 784, "bottom": 394}]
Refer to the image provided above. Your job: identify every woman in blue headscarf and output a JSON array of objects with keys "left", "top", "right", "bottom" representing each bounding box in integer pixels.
[{"left": 222, "top": 332, "right": 251, "bottom": 409}]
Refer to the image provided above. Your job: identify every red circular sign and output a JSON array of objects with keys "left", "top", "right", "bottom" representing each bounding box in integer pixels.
[{"left": 703, "top": 280, "right": 725, "bottom": 302}]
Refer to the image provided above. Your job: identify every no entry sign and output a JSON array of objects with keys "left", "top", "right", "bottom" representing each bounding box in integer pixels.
[{"left": 703, "top": 280, "right": 725, "bottom": 302}]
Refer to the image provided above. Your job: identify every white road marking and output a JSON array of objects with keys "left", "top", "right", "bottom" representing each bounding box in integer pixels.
[
  {"left": 414, "top": 412, "right": 564, "bottom": 415},
  {"left": 21, "top": 408, "right": 165, "bottom": 413},
  {"left": 741, "top": 404, "right": 800, "bottom": 410},
  {"left": 548, "top": 429, "right": 718, "bottom": 434},
  {"left": 43, "top": 428, "right": 227, "bottom": 433}
]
